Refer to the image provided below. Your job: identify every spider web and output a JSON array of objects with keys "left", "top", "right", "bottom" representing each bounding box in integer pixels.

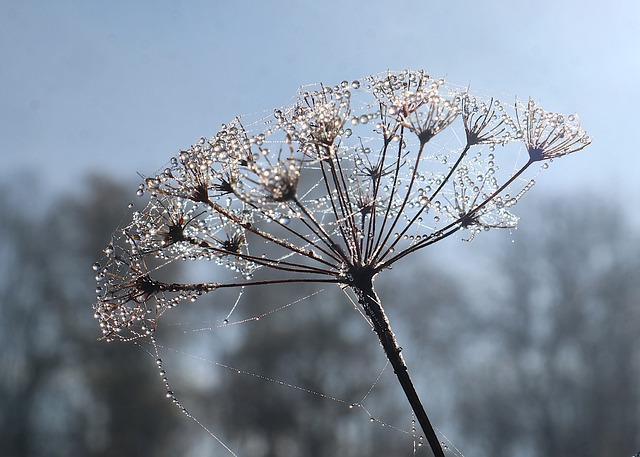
[{"left": 134, "top": 281, "right": 465, "bottom": 457}]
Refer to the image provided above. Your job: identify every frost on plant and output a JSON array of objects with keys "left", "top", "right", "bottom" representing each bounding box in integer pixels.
[{"left": 92, "top": 69, "right": 590, "bottom": 456}]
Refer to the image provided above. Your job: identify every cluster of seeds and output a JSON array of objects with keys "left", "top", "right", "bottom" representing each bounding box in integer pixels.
[{"left": 93, "top": 69, "right": 590, "bottom": 341}]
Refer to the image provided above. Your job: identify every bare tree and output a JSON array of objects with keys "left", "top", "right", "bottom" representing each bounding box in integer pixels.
[
  {"left": 454, "top": 195, "right": 640, "bottom": 457},
  {"left": 0, "top": 177, "right": 186, "bottom": 457},
  {"left": 93, "top": 69, "right": 590, "bottom": 456}
]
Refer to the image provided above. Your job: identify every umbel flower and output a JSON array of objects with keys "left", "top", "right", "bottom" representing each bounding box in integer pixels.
[
  {"left": 518, "top": 97, "right": 590, "bottom": 161},
  {"left": 93, "top": 69, "right": 590, "bottom": 457}
]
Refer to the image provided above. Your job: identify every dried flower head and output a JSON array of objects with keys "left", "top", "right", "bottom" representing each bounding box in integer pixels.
[
  {"left": 93, "top": 69, "right": 590, "bottom": 457},
  {"left": 372, "top": 71, "right": 460, "bottom": 145},
  {"left": 295, "top": 87, "right": 351, "bottom": 156},
  {"left": 93, "top": 243, "right": 199, "bottom": 341},
  {"left": 518, "top": 97, "right": 591, "bottom": 162},
  {"left": 94, "top": 69, "right": 590, "bottom": 341},
  {"left": 462, "top": 95, "right": 516, "bottom": 146}
]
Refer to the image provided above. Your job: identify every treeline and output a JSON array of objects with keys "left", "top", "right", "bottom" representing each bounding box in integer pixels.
[{"left": 0, "top": 176, "right": 637, "bottom": 456}]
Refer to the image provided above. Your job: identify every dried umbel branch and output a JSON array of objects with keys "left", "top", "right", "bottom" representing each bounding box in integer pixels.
[{"left": 93, "top": 69, "right": 590, "bottom": 456}]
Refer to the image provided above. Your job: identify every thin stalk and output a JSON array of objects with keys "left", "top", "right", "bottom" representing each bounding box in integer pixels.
[
  {"left": 370, "top": 127, "right": 411, "bottom": 260},
  {"left": 317, "top": 154, "right": 353, "bottom": 249},
  {"left": 180, "top": 237, "right": 339, "bottom": 276},
  {"left": 363, "top": 115, "right": 398, "bottom": 262},
  {"left": 353, "top": 272, "right": 444, "bottom": 457},
  {"left": 293, "top": 197, "right": 346, "bottom": 261},
  {"left": 378, "top": 143, "right": 472, "bottom": 264},
  {"left": 205, "top": 198, "right": 337, "bottom": 268},
  {"left": 318, "top": 149, "right": 360, "bottom": 259},
  {"left": 330, "top": 150, "right": 361, "bottom": 253},
  {"left": 381, "top": 159, "right": 534, "bottom": 269},
  {"left": 163, "top": 277, "right": 343, "bottom": 293},
  {"left": 242, "top": 198, "right": 344, "bottom": 264}
]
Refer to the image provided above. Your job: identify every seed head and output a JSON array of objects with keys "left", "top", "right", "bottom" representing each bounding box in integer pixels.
[
  {"left": 94, "top": 70, "right": 591, "bottom": 340},
  {"left": 518, "top": 98, "right": 591, "bottom": 162}
]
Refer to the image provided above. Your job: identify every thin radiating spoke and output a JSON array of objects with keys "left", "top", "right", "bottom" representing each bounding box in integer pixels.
[{"left": 94, "top": 69, "right": 590, "bottom": 456}]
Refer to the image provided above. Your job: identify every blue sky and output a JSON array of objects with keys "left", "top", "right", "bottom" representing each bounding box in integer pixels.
[{"left": 2, "top": 0, "right": 638, "bottom": 199}]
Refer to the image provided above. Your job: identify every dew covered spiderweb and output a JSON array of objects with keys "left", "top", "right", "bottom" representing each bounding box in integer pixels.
[{"left": 92, "top": 69, "right": 589, "bottom": 456}]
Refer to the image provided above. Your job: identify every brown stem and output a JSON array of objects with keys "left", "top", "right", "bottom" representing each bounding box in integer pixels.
[{"left": 352, "top": 270, "right": 444, "bottom": 457}]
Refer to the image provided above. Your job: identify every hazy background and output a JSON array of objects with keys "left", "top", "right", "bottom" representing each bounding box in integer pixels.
[
  {"left": 2, "top": 0, "right": 638, "bottom": 198},
  {"left": 1, "top": 1, "right": 639, "bottom": 456}
]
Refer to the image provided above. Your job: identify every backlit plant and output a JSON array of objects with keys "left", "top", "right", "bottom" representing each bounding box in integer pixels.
[{"left": 93, "top": 69, "right": 590, "bottom": 456}]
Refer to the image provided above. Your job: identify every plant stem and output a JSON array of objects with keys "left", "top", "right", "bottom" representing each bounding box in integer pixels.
[{"left": 353, "top": 272, "right": 445, "bottom": 457}]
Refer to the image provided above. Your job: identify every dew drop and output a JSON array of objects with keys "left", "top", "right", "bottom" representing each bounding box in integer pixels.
[
  {"left": 351, "top": 80, "right": 361, "bottom": 89},
  {"left": 104, "top": 244, "right": 115, "bottom": 256},
  {"left": 92, "top": 262, "right": 101, "bottom": 271},
  {"left": 146, "top": 178, "right": 160, "bottom": 190},
  {"left": 278, "top": 217, "right": 291, "bottom": 225},
  {"left": 223, "top": 318, "right": 229, "bottom": 325},
  {"left": 166, "top": 390, "right": 175, "bottom": 399}
]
